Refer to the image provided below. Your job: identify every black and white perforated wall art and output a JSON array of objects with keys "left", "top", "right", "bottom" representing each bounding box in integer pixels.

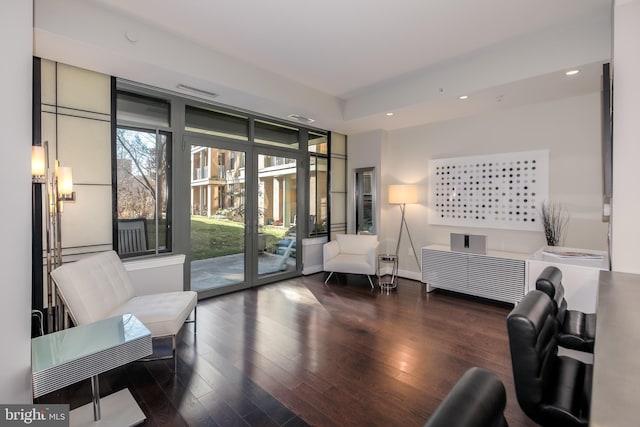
[{"left": 428, "top": 150, "right": 549, "bottom": 231}]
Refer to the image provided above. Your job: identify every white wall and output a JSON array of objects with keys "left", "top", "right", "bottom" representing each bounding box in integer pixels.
[
  {"left": 611, "top": 0, "right": 640, "bottom": 273},
  {"left": 350, "top": 92, "right": 609, "bottom": 276},
  {"left": 0, "top": 0, "right": 34, "bottom": 403}
]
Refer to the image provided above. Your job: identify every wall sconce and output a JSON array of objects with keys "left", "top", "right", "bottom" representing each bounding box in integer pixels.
[
  {"left": 388, "top": 184, "right": 420, "bottom": 266},
  {"left": 56, "top": 166, "right": 75, "bottom": 201},
  {"left": 31, "top": 146, "right": 46, "bottom": 181},
  {"left": 32, "top": 140, "right": 76, "bottom": 333}
]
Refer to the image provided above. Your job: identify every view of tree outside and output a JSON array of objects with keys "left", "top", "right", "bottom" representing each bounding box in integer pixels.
[{"left": 116, "top": 128, "right": 170, "bottom": 251}]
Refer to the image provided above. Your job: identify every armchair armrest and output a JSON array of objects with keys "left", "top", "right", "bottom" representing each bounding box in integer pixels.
[
  {"left": 323, "top": 240, "right": 340, "bottom": 263},
  {"left": 366, "top": 241, "right": 380, "bottom": 268}
]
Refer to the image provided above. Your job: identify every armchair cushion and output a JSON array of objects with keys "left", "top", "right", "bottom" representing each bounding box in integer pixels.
[
  {"left": 112, "top": 292, "right": 197, "bottom": 337},
  {"left": 51, "top": 250, "right": 197, "bottom": 339}
]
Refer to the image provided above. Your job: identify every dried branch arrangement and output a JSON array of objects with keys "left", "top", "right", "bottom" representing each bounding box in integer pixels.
[{"left": 541, "top": 202, "right": 569, "bottom": 246}]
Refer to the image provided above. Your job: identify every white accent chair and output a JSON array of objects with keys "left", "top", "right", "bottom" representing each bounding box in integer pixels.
[
  {"left": 51, "top": 250, "right": 197, "bottom": 372},
  {"left": 323, "top": 234, "right": 379, "bottom": 288}
]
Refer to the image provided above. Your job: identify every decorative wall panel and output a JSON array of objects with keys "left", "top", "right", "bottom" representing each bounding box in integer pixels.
[
  {"left": 57, "top": 115, "right": 111, "bottom": 183},
  {"left": 428, "top": 150, "right": 548, "bottom": 231},
  {"left": 60, "top": 185, "right": 112, "bottom": 248},
  {"left": 40, "top": 59, "right": 112, "bottom": 256}
]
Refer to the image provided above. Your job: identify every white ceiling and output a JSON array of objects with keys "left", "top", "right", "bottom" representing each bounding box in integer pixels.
[{"left": 38, "top": 0, "right": 613, "bottom": 133}]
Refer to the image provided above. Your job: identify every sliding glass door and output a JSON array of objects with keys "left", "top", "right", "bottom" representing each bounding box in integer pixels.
[
  {"left": 189, "top": 141, "right": 248, "bottom": 295},
  {"left": 256, "top": 152, "right": 299, "bottom": 279},
  {"left": 187, "top": 135, "right": 301, "bottom": 297}
]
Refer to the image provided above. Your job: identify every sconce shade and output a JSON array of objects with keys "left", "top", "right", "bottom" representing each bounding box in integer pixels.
[
  {"left": 32, "top": 146, "right": 45, "bottom": 178},
  {"left": 388, "top": 184, "right": 418, "bottom": 205},
  {"left": 57, "top": 166, "right": 74, "bottom": 197}
]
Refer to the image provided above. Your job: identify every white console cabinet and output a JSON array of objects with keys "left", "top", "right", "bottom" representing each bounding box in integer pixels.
[
  {"left": 527, "top": 246, "right": 609, "bottom": 313},
  {"left": 421, "top": 244, "right": 529, "bottom": 304}
]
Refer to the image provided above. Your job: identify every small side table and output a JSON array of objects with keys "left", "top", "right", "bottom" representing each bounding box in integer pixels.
[
  {"left": 32, "top": 314, "right": 152, "bottom": 427},
  {"left": 378, "top": 254, "right": 398, "bottom": 292}
]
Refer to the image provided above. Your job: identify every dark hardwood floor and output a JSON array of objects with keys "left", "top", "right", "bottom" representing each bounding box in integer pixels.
[{"left": 37, "top": 273, "right": 538, "bottom": 426}]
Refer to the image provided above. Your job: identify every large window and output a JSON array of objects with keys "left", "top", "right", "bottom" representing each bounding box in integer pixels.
[
  {"left": 114, "top": 91, "right": 172, "bottom": 257},
  {"left": 115, "top": 83, "right": 330, "bottom": 264}
]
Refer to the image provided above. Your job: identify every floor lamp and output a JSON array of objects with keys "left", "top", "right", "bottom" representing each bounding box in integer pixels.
[
  {"left": 32, "top": 141, "right": 75, "bottom": 333},
  {"left": 388, "top": 184, "right": 420, "bottom": 266}
]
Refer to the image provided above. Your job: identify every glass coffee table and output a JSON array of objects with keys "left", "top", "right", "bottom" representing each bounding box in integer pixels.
[{"left": 32, "top": 314, "right": 152, "bottom": 426}]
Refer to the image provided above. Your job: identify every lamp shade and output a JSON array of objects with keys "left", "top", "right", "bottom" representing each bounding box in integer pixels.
[
  {"left": 388, "top": 184, "right": 418, "bottom": 204},
  {"left": 57, "top": 166, "right": 74, "bottom": 197},
  {"left": 31, "top": 146, "right": 45, "bottom": 177}
]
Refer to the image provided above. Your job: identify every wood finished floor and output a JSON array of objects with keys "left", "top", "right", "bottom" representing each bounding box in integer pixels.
[{"left": 37, "top": 274, "right": 538, "bottom": 427}]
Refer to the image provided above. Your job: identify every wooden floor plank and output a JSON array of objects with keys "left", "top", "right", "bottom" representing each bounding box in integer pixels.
[{"left": 36, "top": 273, "right": 537, "bottom": 426}]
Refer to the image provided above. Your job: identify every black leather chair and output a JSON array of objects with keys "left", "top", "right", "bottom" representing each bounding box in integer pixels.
[
  {"left": 507, "top": 290, "right": 592, "bottom": 427},
  {"left": 424, "top": 367, "right": 508, "bottom": 427},
  {"left": 536, "top": 266, "right": 596, "bottom": 353}
]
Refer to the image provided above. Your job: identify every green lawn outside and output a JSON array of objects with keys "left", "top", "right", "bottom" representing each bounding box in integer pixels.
[{"left": 190, "top": 216, "right": 289, "bottom": 260}]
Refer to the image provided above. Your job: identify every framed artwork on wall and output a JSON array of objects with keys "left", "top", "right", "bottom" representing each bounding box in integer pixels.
[{"left": 428, "top": 150, "right": 549, "bottom": 231}]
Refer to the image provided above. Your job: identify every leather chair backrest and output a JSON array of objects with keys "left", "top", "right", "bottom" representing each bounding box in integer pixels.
[
  {"left": 424, "top": 367, "right": 508, "bottom": 427},
  {"left": 507, "top": 290, "right": 558, "bottom": 422},
  {"left": 535, "top": 266, "right": 568, "bottom": 322},
  {"left": 51, "top": 250, "right": 135, "bottom": 326}
]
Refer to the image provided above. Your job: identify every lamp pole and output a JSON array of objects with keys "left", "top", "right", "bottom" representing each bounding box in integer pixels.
[{"left": 394, "top": 203, "right": 420, "bottom": 266}]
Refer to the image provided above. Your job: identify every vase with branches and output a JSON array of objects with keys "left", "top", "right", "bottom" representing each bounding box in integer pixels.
[{"left": 540, "top": 201, "right": 569, "bottom": 246}]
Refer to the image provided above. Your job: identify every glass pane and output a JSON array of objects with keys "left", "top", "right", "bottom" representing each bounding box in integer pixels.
[
  {"left": 185, "top": 106, "right": 249, "bottom": 141},
  {"left": 309, "top": 132, "right": 328, "bottom": 154},
  {"left": 190, "top": 146, "right": 246, "bottom": 291},
  {"left": 258, "top": 154, "right": 297, "bottom": 277},
  {"left": 254, "top": 120, "right": 299, "bottom": 149},
  {"left": 117, "top": 92, "right": 170, "bottom": 128},
  {"left": 116, "top": 128, "right": 170, "bottom": 256},
  {"left": 310, "top": 156, "right": 328, "bottom": 235}
]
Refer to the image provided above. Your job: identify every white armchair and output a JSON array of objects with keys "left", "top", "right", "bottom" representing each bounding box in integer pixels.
[
  {"left": 51, "top": 250, "right": 197, "bottom": 371},
  {"left": 323, "top": 234, "right": 379, "bottom": 288}
]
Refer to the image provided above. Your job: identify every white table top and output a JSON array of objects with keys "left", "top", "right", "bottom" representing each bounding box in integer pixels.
[
  {"left": 32, "top": 314, "right": 152, "bottom": 398},
  {"left": 529, "top": 246, "right": 609, "bottom": 269}
]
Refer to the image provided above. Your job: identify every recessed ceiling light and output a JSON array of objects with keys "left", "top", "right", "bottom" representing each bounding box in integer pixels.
[
  {"left": 565, "top": 70, "right": 580, "bottom": 76},
  {"left": 459, "top": 95, "right": 469, "bottom": 100},
  {"left": 386, "top": 112, "right": 394, "bottom": 116},
  {"left": 176, "top": 84, "right": 218, "bottom": 99},
  {"left": 287, "top": 114, "right": 315, "bottom": 124}
]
